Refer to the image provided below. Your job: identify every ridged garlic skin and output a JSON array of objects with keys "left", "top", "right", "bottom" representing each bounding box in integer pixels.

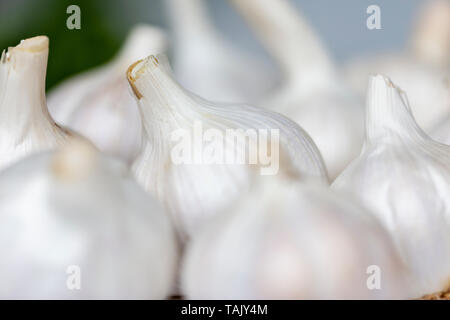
[
  {"left": 333, "top": 75, "right": 450, "bottom": 297},
  {"left": 231, "top": 0, "right": 364, "bottom": 179},
  {"left": 0, "top": 36, "right": 76, "bottom": 170},
  {"left": 182, "top": 176, "right": 408, "bottom": 299},
  {"left": 127, "top": 54, "right": 328, "bottom": 242},
  {"left": 345, "top": 0, "right": 450, "bottom": 132},
  {"left": 166, "top": 0, "right": 276, "bottom": 103},
  {"left": 0, "top": 141, "right": 178, "bottom": 299},
  {"left": 47, "top": 25, "right": 168, "bottom": 163}
]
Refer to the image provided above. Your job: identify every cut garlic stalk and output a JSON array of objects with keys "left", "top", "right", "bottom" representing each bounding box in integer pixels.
[
  {"left": 166, "top": 0, "right": 276, "bottom": 102},
  {"left": 47, "top": 25, "right": 168, "bottom": 163},
  {"left": 127, "top": 54, "right": 328, "bottom": 242},
  {"left": 0, "top": 36, "right": 79, "bottom": 170},
  {"left": 0, "top": 139, "right": 178, "bottom": 299},
  {"left": 332, "top": 75, "right": 450, "bottom": 297},
  {"left": 182, "top": 173, "right": 409, "bottom": 299},
  {"left": 345, "top": 0, "right": 450, "bottom": 131},
  {"left": 231, "top": 0, "right": 364, "bottom": 179}
]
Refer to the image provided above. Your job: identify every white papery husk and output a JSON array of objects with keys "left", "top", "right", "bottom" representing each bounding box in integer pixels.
[
  {"left": 0, "top": 140, "right": 178, "bottom": 299},
  {"left": 0, "top": 36, "right": 78, "bottom": 170},
  {"left": 432, "top": 114, "right": 450, "bottom": 145},
  {"left": 345, "top": 0, "right": 450, "bottom": 132},
  {"left": 47, "top": 25, "right": 168, "bottom": 163},
  {"left": 182, "top": 173, "right": 409, "bottom": 299},
  {"left": 231, "top": 0, "right": 364, "bottom": 179},
  {"left": 127, "top": 54, "right": 328, "bottom": 243},
  {"left": 332, "top": 75, "right": 450, "bottom": 297},
  {"left": 166, "top": 0, "right": 276, "bottom": 103}
]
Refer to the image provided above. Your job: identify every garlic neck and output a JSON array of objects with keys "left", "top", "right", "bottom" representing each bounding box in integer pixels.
[
  {"left": 231, "top": 0, "right": 335, "bottom": 85},
  {"left": 0, "top": 36, "right": 55, "bottom": 140},
  {"left": 365, "top": 75, "right": 428, "bottom": 145},
  {"left": 127, "top": 55, "right": 197, "bottom": 148},
  {"left": 166, "top": 0, "right": 217, "bottom": 46}
]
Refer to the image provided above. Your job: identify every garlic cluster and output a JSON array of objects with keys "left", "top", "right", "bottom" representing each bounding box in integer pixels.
[
  {"left": 345, "top": 0, "right": 450, "bottom": 132},
  {"left": 0, "top": 36, "right": 79, "bottom": 170},
  {"left": 0, "top": 139, "right": 178, "bottom": 299},
  {"left": 47, "top": 25, "right": 168, "bottom": 163},
  {"left": 182, "top": 172, "right": 408, "bottom": 299},
  {"left": 231, "top": 0, "right": 364, "bottom": 179},
  {"left": 127, "top": 54, "right": 328, "bottom": 242},
  {"left": 332, "top": 75, "right": 450, "bottom": 297},
  {"left": 166, "top": 0, "right": 276, "bottom": 102}
]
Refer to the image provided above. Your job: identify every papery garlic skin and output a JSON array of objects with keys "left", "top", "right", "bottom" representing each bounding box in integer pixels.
[
  {"left": 231, "top": 0, "right": 364, "bottom": 179},
  {"left": 432, "top": 115, "right": 450, "bottom": 145},
  {"left": 0, "top": 140, "right": 178, "bottom": 299},
  {"left": 345, "top": 0, "right": 450, "bottom": 131},
  {"left": 0, "top": 36, "right": 79, "bottom": 170},
  {"left": 332, "top": 75, "right": 450, "bottom": 297},
  {"left": 127, "top": 54, "right": 328, "bottom": 242},
  {"left": 47, "top": 25, "right": 168, "bottom": 162},
  {"left": 182, "top": 175, "right": 408, "bottom": 299},
  {"left": 166, "top": 0, "right": 276, "bottom": 102}
]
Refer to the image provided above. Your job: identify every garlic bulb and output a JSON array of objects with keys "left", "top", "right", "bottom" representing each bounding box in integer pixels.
[
  {"left": 231, "top": 0, "right": 364, "bottom": 179},
  {"left": 0, "top": 139, "right": 178, "bottom": 299},
  {"left": 166, "top": 0, "right": 276, "bottom": 102},
  {"left": 345, "top": 0, "right": 450, "bottom": 131},
  {"left": 332, "top": 75, "right": 450, "bottom": 297},
  {"left": 0, "top": 36, "right": 79, "bottom": 170},
  {"left": 47, "top": 25, "right": 168, "bottom": 163},
  {"left": 182, "top": 173, "right": 408, "bottom": 299},
  {"left": 432, "top": 114, "right": 450, "bottom": 145},
  {"left": 127, "top": 54, "right": 328, "bottom": 242}
]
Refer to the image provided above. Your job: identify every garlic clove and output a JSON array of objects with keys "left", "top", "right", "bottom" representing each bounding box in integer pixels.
[
  {"left": 0, "top": 36, "right": 82, "bottom": 170},
  {"left": 166, "top": 0, "right": 277, "bottom": 103},
  {"left": 231, "top": 0, "right": 365, "bottom": 179},
  {"left": 47, "top": 25, "right": 168, "bottom": 163},
  {"left": 0, "top": 138, "right": 178, "bottom": 299},
  {"left": 182, "top": 173, "right": 409, "bottom": 299},
  {"left": 332, "top": 75, "right": 450, "bottom": 297},
  {"left": 127, "top": 54, "right": 328, "bottom": 242}
]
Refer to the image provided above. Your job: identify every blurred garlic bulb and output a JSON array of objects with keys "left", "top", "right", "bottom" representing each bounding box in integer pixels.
[
  {"left": 127, "top": 54, "right": 328, "bottom": 242},
  {"left": 231, "top": 0, "right": 364, "bottom": 179},
  {"left": 182, "top": 173, "right": 408, "bottom": 299},
  {"left": 166, "top": 0, "right": 276, "bottom": 102},
  {"left": 0, "top": 36, "right": 78, "bottom": 170},
  {"left": 0, "top": 139, "right": 178, "bottom": 299},
  {"left": 332, "top": 75, "right": 450, "bottom": 298},
  {"left": 345, "top": 0, "right": 450, "bottom": 131},
  {"left": 47, "top": 25, "right": 168, "bottom": 162}
]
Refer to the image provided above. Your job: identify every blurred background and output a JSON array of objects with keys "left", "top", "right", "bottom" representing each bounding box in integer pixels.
[{"left": 0, "top": 0, "right": 425, "bottom": 90}]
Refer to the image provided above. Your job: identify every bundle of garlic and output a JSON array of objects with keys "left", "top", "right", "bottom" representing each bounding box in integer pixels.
[
  {"left": 47, "top": 25, "right": 167, "bottom": 163},
  {"left": 332, "top": 75, "right": 450, "bottom": 298},
  {"left": 165, "top": 0, "right": 276, "bottom": 102},
  {"left": 231, "top": 0, "right": 364, "bottom": 179},
  {"left": 0, "top": 139, "right": 178, "bottom": 299},
  {"left": 345, "top": 0, "right": 450, "bottom": 132},
  {"left": 127, "top": 54, "right": 328, "bottom": 242},
  {"left": 182, "top": 172, "right": 409, "bottom": 299},
  {"left": 0, "top": 36, "right": 80, "bottom": 170}
]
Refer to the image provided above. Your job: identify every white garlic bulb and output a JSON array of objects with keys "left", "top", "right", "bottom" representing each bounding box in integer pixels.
[
  {"left": 332, "top": 75, "right": 450, "bottom": 298},
  {"left": 182, "top": 173, "right": 408, "bottom": 299},
  {"left": 166, "top": 0, "right": 276, "bottom": 102},
  {"left": 0, "top": 139, "right": 178, "bottom": 299},
  {"left": 345, "top": 0, "right": 450, "bottom": 131},
  {"left": 0, "top": 36, "right": 79, "bottom": 170},
  {"left": 127, "top": 54, "right": 328, "bottom": 242},
  {"left": 231, "top": 0, "right": 364, "bottom": 179},
  {"left": 47, "top": 25, "right": 168, "bottom": 163}
]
